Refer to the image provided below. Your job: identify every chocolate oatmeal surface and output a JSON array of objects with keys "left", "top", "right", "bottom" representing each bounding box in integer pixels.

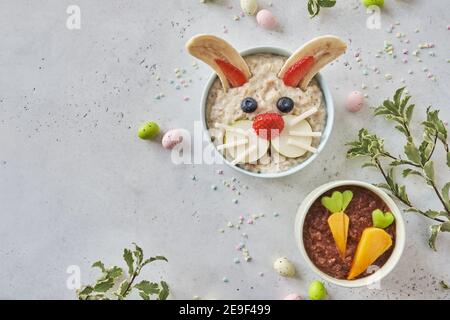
[{"left": 303, "top": 186, "right": 396, "bottom": 279}]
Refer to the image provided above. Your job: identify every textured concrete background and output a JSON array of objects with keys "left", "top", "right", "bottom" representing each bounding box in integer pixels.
[{"left": 0, "top": 0, "right": 449, "bottom": 299}]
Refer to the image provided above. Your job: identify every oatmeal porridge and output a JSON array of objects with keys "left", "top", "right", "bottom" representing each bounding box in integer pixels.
[{"left": 206, "top": 53, "right": 326, "bottom": 174}]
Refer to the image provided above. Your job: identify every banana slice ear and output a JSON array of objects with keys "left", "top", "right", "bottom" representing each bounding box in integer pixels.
[
  {"left": 186, "top": 34, "right": 251, "bottom": 92},
  {"left": 278, "top": 35, "right": 347, "bottom": 91}
]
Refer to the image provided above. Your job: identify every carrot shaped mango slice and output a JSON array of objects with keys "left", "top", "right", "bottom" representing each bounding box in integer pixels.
[
  {"left": 327, "top": 212, "right": 349, "bottom": 259},
  {"left": 347, "top": 227, "right": 393, "bottom": 280}
]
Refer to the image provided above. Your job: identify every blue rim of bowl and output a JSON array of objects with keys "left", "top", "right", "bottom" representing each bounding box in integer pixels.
[{"left": 200, "top": 46, "right": 335, "bottom": 178}]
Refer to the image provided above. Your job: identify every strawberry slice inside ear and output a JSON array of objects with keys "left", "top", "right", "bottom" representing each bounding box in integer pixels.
[
  {"left": 215, "top": 59, "right": 247, "bottom": 88},
  {"left": 282, "top": 55, "right": 315, "bottom": 87}
]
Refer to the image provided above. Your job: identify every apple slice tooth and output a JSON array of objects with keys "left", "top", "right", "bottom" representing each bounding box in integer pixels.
[
  {"left": 220, "top": 120, "right": 269, "bottom": 165},
  {"left": 271, "top": 115, "right": 321, "bottom": 158}
]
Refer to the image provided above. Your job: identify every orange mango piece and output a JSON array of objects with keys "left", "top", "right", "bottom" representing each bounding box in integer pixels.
[
  {"left": 327, "top": 212, "right": 349, "bottom": 259},
  {"left": 347, "top": 227, "right": 393, "bottom": 280}
]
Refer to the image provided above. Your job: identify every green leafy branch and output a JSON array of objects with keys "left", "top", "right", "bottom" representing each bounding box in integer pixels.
[
  {"left": 346, "top": 87, "right": 450, "bottom": 251},
  {"left": 440, "top": 281, "right": 450, "bottom": 290},
  {"left": 307, "top": 0, "right": 336, "bottom": 18},
  {"left": 77, "top": 243, "right": 169, "bottom": 300}
]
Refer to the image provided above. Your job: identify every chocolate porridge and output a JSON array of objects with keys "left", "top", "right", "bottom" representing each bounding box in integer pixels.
[{"left": 303, "top": 186, "right": 396, "bottom": 279}]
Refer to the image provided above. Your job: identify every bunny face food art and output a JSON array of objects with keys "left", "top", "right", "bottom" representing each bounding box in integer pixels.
[{"left": 187, "top": 35, "right": 347, "bottom": 174}]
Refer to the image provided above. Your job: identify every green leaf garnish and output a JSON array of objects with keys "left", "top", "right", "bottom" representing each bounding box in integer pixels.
[
  {"left": 423, "top": 107, "right": 448, "bottom": 148},
  {"left": 442, "top": 183, "right": 450, "bottom": 209},
  {"left": 135, "top": 280, "right": 160, "bottom": 295},
  {"left": 346, "top": 86, "right": 449, "bottom": 251},
  {"left": 132, "top": 242, "right": 144, "bottom": 264},
  {"left": 123, "top": 248, "right": 134, "bottom": 275},
  {"left": 342, "top": 190, "right": 353, "bottom": 211},
  {"left": 402, "top": 168, "right": 422, "bottom": 178},
  {"left": 158, "top": 281, "right": 170, "bottom": 300},
  {"left": 143, "top": 255, "right": 169, "bottom": 266},
  {"left": 116, "top": 279, "right": 129, "bottom": 299},
  {"left": 105, "top": 266, "right": 123, "bottom": 279},
  {"left": 346, "top": 129, "right": 387, "bottom": 160},
  {"left": 307, "top": 0, "right": 336, "bottom": 18},
  {"left": 374, "top": 87, "right": 414, "bottom": 140},
  {"left": 77, "top": 286, "right": 94, "bottom": 297},
  {"left": 423, "top": 160, "right": 435, "bottom": 184},
  {"left": 76, "top": 244, "right": 168, "bottom": 300},
  {"left": 429, "top": 222, "right": 450, "bottom": 251},
  {"left": 91, "top": 261, "right": 105, "bottom": 272},
  {"left": 321, "top": 190, "right": 353, "bottom": 213},
  {"left": 93, "top": 278, "right": 115, "bottom": 293},
  {"left": 404, "top": 142, "right": 421, "bottom": 165},
  {"left": 372, "top": 209, "right": 395, "bottom": 229}
]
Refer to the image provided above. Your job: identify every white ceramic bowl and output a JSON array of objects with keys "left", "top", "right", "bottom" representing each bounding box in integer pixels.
[
  {"left": 200, "top": 46, "right": 335, "bottom": 178},
  {"left": 294, "top": 180, "right": 406, "bottom": 288}
]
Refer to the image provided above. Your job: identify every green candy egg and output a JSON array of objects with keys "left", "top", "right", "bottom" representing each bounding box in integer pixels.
[
  {"left": 308, "top": 280, "right": 327, "bottom": 300},
  {"left": 138, "top": 121, "right": 160, "bottom": 140},
  {"left": 362, "top": 0, "right": 384, "bottom": 7}
]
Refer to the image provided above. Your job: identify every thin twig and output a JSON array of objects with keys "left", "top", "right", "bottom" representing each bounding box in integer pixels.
[
  {"left": 374, "top": 158, "right": 445, "bottom": 223},
  {"left": 380, "top": 152, "right": 421, "bottom": 168},
  {"left": 426, "top": 134, "right": 438, "bottom": 163},
  {"left": 122, "top": 266, "right": 141, "bottom": 298},
  {"left": 401, "top": 125, "right": 449, "bottom": 216},
  {"left": 430, "top": 181, "right": 450, "bottom": 214}
]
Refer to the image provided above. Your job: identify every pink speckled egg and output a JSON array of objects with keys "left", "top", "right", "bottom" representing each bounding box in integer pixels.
[
  {"left": 256, "top": 9, "right": 277, "bottom": 30},
  {"left": 284, "top": 293, "right": 303, "bottom": 300},
  {"left": 346, "top": 91, "right": 365, "bottom": 112},
  {"left": 162, "top": 129, "right": 185, "bottom": 149}
]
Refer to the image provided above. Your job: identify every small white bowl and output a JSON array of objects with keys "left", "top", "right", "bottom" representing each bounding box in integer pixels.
[
  {"left": 294, "top": 180, "right": 406, "bottom": 288},
  {"left": 200, "top": 46, "right": 335, "bottom": 178}
]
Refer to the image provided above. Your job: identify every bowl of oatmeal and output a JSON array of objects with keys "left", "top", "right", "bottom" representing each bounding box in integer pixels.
[
  {"left": 200, "top": 46, "right": 335, "bottom": 178},
  {"left": 295, "top": 180, "right": 406, "bottom": 287}
]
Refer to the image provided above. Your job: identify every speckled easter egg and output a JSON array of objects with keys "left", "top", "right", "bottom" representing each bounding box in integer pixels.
[
  {"left": 308, "top": 280, "right": 327, "bottom": 300},
  {"left": 162, "top": 129, "right": 185, "bottom": 149},
  {"left": 138, "top": 121, "right": 160, "bottom": 140},
  {"left": 256, "top": 9, "right": 277, "bottom": 30},
  {"left": 284, "top": 293, "right": 303, "bottom": 300},
  {"left": 346, "top": 91, "right": 365, "bottom": 112},
  {"left": 240, "top": 0, "right": 258, "bottom": 16},
  {"left": 273, "top": 257, "right": 296, "bottom": 277}
]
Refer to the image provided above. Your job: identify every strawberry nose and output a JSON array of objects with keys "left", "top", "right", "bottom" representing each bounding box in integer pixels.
[{"left": 252, "top": 112, "right": 285, "bottom": 140}]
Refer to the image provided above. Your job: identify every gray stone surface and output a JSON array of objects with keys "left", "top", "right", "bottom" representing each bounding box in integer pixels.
[{"left": 0, "top": 0, "right": 449, "bottom": 299}]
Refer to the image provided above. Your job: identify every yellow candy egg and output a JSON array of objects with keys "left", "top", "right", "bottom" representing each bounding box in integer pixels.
[
  {"left": 240, "top": 0, "right": 258, "bottom": 16},
  {"left": 273, "top": 257, "right": 296, "bottom": 277}
]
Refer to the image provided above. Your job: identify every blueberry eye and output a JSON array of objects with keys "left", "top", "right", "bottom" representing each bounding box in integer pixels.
[
  {"left": 277, "top": 97, "right": 294, "bottom": 113},
  {"left": 240, "top": 97, "right": 258, "bottom": 113}
]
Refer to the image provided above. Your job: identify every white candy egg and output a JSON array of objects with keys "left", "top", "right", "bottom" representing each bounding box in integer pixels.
[
  {"left": 240, "top": 0, "right": 258, "bottom": 16},
  {"left": 273, "top": 257, "right": 296, "bottom": 277}
]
